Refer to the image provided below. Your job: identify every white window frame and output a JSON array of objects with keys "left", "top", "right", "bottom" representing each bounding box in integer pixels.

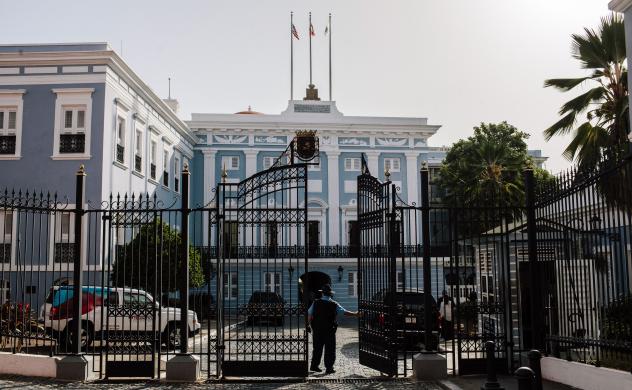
[
  {"left": 149, "top": 138, "right": 158, "bottom": 181},
  {"left": 348, "top": 271, "right": 358, "bottom": 298},
  {"left": 162, "top": 147, "right": 170, "bottom": 188},
  {"left": 134, "top": 127, "right": 144, "bottom": 174},
  {"left": 384, "top": 157, "right": 401, "bottom": 172},
  {"left": 263, "top": 272, "right": 281, "bottom": 293},
  {"left": 51, "top": 88, "right": 94, "bottom": 159},
  {"left": 0, "top": 210, "right": 17, "bottom": 264},
  {"left": 0, "top": 89, "right": 25, "bottom": 160},
  {"left": 174, "top": 155, "right": 181, "bottom": 193},
  {"left": 344, "top": 157, "right": 361, "bottom": 171},
  {"left": 114, "top": 114, "right": 127, "bottom": 166},
  {"left": 47, "top": 205, "right": 88, "bottom": 269},
  {"left": 263, "top": 156, "right": 276, "bottom": 170},
  {"left": 223, "top": 272, "right": 238, "bottom": 300},
  {"left": 222, "top": 155, "right": 240, "bottom": 170}
]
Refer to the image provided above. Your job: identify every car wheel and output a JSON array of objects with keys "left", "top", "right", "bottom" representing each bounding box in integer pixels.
[
  {"left": 164, "top": 322, "right": 183, "bottom": 350},
  {"left": 66, "top": 322, "right": 93, "bottom": 350}
]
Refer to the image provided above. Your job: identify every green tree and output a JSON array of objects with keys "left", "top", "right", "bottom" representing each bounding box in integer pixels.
[
  {"left": 544, "top": 14, "right": 628, "bottom": 170},
  {"left": 438, "top": 122, "right": 548, "bottom": 207},
  {"left": 111, "top": 219, "right": 204, "bottom": 294}
]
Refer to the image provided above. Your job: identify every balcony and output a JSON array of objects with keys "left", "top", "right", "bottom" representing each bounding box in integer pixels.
[
  {"left": 0, "top": 135, "right": 16, "bottom": 155},
  {"left": 192, "top": 245, "right": 451, "bottom": 259},
  {"left": 116, "top": 144, "right": 125, "bottom": 164},
  {"left": 59, "top": 134, "right": 85, "bottom": 154},
  {"left": 0, "top": 243, "right": 11, "bottom": 263},
  {"left": 135, "top": 155, "right": 142, "bottom": 172},
  {"left": 54, "top": 242, "right": 75, "bottom": 263}
]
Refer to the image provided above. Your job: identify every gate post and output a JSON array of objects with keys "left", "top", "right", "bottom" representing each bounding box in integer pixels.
[
  {"left": 56, "top": 165, "right": 88, "bottom": 381},
  {"left": 420, "top": 164, "right": 433, "bottom": 352},
  {"left": 524, "top": 168, "right": 542, "bottom": 350},
  {"left": 412, "top": 163, "right": 447, "bottom": 380},
  {"left": 166, "top": 163, "right": 200, "bottom": 381}
]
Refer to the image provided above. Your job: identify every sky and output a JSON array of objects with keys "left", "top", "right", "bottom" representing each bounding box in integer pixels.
[{"left": 0, "top": 0, "right": 617, "bottom": 172}]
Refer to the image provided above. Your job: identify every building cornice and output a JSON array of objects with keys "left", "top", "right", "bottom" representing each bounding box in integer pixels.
[
  {"left": 609, "top": 0, "right": 632, "bottom": 12},
  {"left": 0, "top": 47, "right": 196, "bottom": 145}
]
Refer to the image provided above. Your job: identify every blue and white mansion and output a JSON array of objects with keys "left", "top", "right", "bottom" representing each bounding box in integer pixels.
[{"left": 0, "top": 43, "right": 546, "bottom": 310}]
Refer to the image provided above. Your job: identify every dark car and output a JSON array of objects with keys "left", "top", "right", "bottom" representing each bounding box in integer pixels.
[
  {"left": 368, "top": 290, "right": 440, "bottom": 350},
  {"left": 245, "top": 291, "right": 285, "bottom": 326}
]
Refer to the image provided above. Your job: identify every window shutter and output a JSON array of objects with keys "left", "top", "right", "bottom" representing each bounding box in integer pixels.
[
  {"left": 345, "top": 159, "right": 351, "bottom": 170},
  {"left": 394, "top": 159, "right": 400, "bottom": 171},
  {"left": 0, "top": 112, "right": 4, "bottom": 129}
]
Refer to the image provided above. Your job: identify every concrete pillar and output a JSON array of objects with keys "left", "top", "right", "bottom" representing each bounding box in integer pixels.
[
  {"left": 365, "top": 151, "right": 379, "bottom": 177},
  {"left": 244, "top": 150, "right": 258, "bottom": 177},
  {"left": 405, "top": 151, "right": 420, "bottom": 204},
  {"left": 202, "top": 149, "right": 216, "bottom": 246},
  {"left": 327, "top": 150, "right": 341, "bottom": 245}
]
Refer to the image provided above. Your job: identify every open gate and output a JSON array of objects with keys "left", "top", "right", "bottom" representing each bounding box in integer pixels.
[
  {"left": 357, "top": 161, "right": 399, "bottom": 376},
  {"left": 356, "top": 156, "right": 515, "bottom": 377}
]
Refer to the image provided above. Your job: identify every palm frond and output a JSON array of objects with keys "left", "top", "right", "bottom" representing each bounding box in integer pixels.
[
  {"left": 544, "top": 112, "right": 576, "bottom": 140},
  {"left": 544, "top": 77, "right": 592, "bottom": 91},
  {"left": 559, "top": 87, "right": 606, "bottom": 115}
]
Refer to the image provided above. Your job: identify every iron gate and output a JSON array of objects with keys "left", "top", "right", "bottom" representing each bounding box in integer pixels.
[
  {"left": 356, "top": 156, "right": 518, "bottom": 376},
  {"left": 357, "top": 162, "right": 398, "bottom": 376}
]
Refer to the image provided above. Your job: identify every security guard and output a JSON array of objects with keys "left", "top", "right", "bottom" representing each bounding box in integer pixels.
[{"left": 308, "top": 284, "right": 360, "bottom": 374}]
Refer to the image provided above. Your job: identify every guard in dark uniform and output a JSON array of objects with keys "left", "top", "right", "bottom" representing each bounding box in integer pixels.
[{"left": 308, "top": 284, "right": 360, "bottom": 374}]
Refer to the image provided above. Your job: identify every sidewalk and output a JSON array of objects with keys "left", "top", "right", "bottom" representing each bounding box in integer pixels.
[{"left": 441, "top": 375, "right": 578, "bottom": 390}]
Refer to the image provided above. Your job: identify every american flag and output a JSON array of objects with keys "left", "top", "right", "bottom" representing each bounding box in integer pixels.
[
  {"left": 309, "top": 23, "right": 315, "bottom": 37},
  {"left": 291, "top": 24, "right": 299, "bottom": 40}
]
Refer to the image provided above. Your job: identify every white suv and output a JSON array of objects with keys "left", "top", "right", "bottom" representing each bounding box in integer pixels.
[{"left": 40, "top": 285, "right": 200, "bottom": 349}]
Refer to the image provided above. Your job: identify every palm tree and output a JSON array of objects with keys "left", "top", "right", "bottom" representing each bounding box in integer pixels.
[{"left": 544, "top": 14, "right": 628, "bottom": 171}]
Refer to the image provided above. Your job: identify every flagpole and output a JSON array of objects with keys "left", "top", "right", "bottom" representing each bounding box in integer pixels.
[
  {"left": 328, "top": 13, "right": 332, "bottom": 101},
  {"left": 290, "top": 11, "right": 294, "bottom": 101},
  {"left": 309, "top": 11, "right": 313, "bottom": 86}
]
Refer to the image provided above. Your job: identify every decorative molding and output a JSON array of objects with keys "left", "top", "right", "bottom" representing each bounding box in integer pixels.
[
  {"left": 376, "top": 137, "right": 408, "bottom": 147},
  {"left": 213, "top": 134, "right": 248, "bottom": 144},
  {"left": 338, "top": 137, "right": 369, "bottom": 146},
  {"left": 52, "top": 87, "right": 94, "bottom": 95},
  {"left": 62, "top": 66, "right": 89, "bottom": 73},
  {"left": 0, "top": 68, "right": 19, "bottom": 75},
  {"left": 0, "top": 89, "right": 26, "bottom": 95},
  {"left": 254, "top": 135, "right": 286, "bottom": 144},
  {"left": 24, "top": 66, "right": 57, "bottom": 74}
]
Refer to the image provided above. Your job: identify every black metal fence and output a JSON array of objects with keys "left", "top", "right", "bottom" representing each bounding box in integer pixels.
[{"left": 356, "top": 145, "right": 632, "bottom": 376}]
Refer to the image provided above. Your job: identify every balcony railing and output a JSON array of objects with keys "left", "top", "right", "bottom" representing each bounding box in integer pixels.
[
  {"left": 135, "top": 155, "right": 142, "bottom": 172},
  {"left": 54, "top": 242, "right": 75, "bottom": 263},
  {"left": 0, "top": 243, "right": 11, "bottom": 263},
  {"left": 0, "top": 135, "right": 16, "bottom": 155},
  {"left": 192, "top": 245, "right": 450, "bottom": 259},
  {"left": 116, "top": 144, "right": 125, "bottom": 164},
  {"left": 59, "top": 134, "right": 85, "bottom": 154}
]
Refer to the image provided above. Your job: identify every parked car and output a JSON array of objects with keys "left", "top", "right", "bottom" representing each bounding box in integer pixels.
[
  {"left": 160, "top": 287, "right": 216, "bottom": 319},
  {"left": 367, "top": 289, "right": 440, "bottom": 350},
  {"left": 245, "top": 291, "right": 285, "bottom": 326},
  {"left": 40, "top": 285, "right": 200, "bottom": 350}
]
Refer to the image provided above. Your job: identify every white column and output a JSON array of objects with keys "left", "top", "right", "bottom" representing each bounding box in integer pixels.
[
  {"left": 405, "top": 151, "right": 420, "bottom": 205},
  {"left": 244, "top": 150, "right": 258, "bottom": 177},
  {"left": 202, "top": 149, "right": 217, "bottom": 245},
  {"left": 365, "top": 151, "right": 379, "bottom": 176},
  {"left": 327, "top": 150, "right": 341, "bottom": 245}
]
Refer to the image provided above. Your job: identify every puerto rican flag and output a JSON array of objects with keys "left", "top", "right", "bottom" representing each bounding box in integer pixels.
[{"left": 291, "top": 24, "right": 300, "bottom": 40}]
